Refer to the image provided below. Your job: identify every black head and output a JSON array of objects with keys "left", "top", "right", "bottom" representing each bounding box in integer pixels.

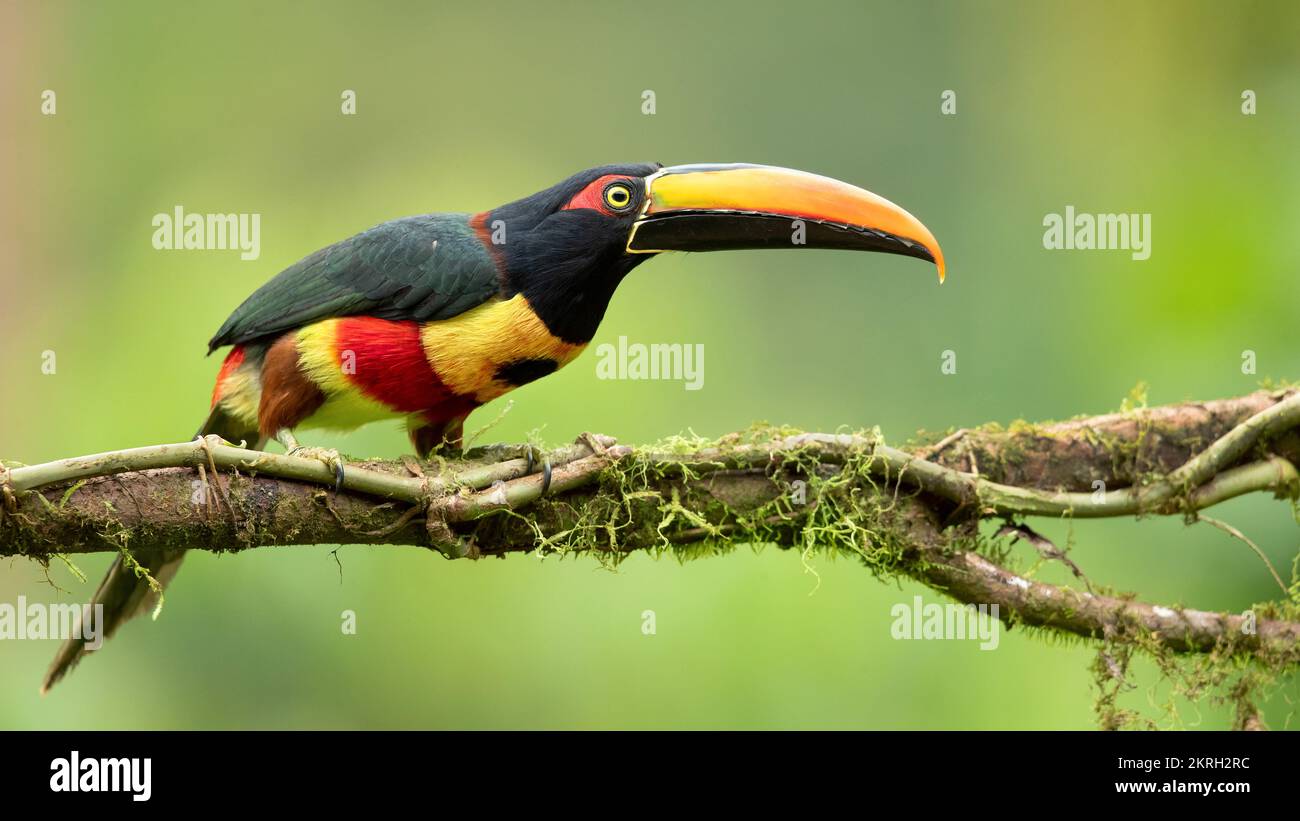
[{"left": 487, "top": 163, "right": 663, "bottom": 344}]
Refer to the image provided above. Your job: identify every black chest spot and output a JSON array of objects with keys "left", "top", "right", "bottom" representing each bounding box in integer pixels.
[{"left": 496, "top": 358, "right": 559, "bottom": 387}]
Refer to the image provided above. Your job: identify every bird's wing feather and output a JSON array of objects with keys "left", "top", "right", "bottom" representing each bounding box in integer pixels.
[{"left": 207, "top": 214, "right": 500, "bottom": 351}]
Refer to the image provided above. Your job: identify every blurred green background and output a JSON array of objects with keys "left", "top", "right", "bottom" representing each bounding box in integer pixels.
[{"left": 2, "top": 0, "right": 1297, "bottom": 729}]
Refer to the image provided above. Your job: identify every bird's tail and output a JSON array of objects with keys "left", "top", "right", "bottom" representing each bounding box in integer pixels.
[
  {"left": 41, "top": 549, "right": 187, "bottom": 694},
  {"left": 41, "top": 406, "right": 263, "bottom": 693}
]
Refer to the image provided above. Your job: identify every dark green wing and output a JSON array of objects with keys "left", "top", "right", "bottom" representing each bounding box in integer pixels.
[{"left": 207, "top": 213, "right": 501, "bottom": 351}]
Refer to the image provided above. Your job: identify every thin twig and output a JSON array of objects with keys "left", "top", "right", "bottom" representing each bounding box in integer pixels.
[{"left": 1197, "top": 514, "right": 1288, "bottom": 594}]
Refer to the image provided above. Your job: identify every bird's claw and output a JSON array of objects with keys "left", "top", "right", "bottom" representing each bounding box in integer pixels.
[
  {"left": 290, "top": 446, "right": 346, "bottom": 491},
  {"left": 522, "top": 445, "right": 552, "bottom": 495},
  {"left": 576, "top": 432, "right": 610, "bottom": 455}
]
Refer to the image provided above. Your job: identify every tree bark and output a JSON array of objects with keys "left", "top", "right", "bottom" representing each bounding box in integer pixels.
[{"left": 3, "top": 390, "right": 1299, "bottom": 664}]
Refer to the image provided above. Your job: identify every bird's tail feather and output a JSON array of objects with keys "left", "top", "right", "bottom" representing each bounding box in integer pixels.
[
  {"left": 41, "top": 549, "right": 186, "bottom": 694},
  {"left": 42, "top": 407, "right": 264, "bottom": 693}
]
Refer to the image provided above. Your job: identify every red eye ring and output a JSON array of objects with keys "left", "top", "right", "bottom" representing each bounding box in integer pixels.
[{"left": 561, "top": 175, "right": 639, "bottom": 216}]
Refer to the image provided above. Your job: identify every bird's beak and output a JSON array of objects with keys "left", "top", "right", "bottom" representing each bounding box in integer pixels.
[{"left": 627, "top": 163, "right": 945, "bottom": 281}]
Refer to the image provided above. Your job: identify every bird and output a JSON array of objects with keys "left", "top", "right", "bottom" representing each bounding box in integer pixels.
[{"left": 43, "top": 162, "right": 944, "bottom": 692}]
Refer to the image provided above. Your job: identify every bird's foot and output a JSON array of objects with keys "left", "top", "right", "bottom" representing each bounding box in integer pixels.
[
  {"left": 292, "top": 447, "right": 347, "bottom": 491},
  {"left": 576, "top": 432, "right": 610, "bottom": 456},
  {"left": 276, "top": 430, "right": 346, "bottom": 491},
  {"left": 463, "top": 443, "right": 551, "bottom": 493},
  {"left": 524, "top": 445, "right": 552, "bottom": 496},
  {"left": 464, "top": 441, "right": 586, "bottom": 496},
  {"left": 464, "top": 442, "right": 525, "bottom": 464}
]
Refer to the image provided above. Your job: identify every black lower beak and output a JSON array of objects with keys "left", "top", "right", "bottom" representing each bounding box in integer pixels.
[{"left": 629, "top": 210, "right": 939, "bottom": 265}]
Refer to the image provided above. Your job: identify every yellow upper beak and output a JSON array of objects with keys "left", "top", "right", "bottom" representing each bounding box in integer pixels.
[{"left": 628, "top": 163, "right": 945, "bottom": 282}]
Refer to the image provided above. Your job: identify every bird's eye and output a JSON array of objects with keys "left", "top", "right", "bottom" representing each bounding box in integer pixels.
[{"left": 603, "top": 182, "right": 634, "bottom": 211}]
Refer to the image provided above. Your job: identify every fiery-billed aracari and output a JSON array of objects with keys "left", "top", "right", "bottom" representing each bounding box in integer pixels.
[{"left": 44, "top": 162, "right": 944, "bottom": 691}]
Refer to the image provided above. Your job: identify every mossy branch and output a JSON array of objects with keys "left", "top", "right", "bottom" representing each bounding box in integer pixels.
[{"left": 3, "top": 390, "right": 1299, "bottom": 677}]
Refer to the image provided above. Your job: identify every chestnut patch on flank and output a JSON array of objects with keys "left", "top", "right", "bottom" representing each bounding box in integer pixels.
[{"left": 258, "top": 333, "right": 325, "bottom": 437}]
